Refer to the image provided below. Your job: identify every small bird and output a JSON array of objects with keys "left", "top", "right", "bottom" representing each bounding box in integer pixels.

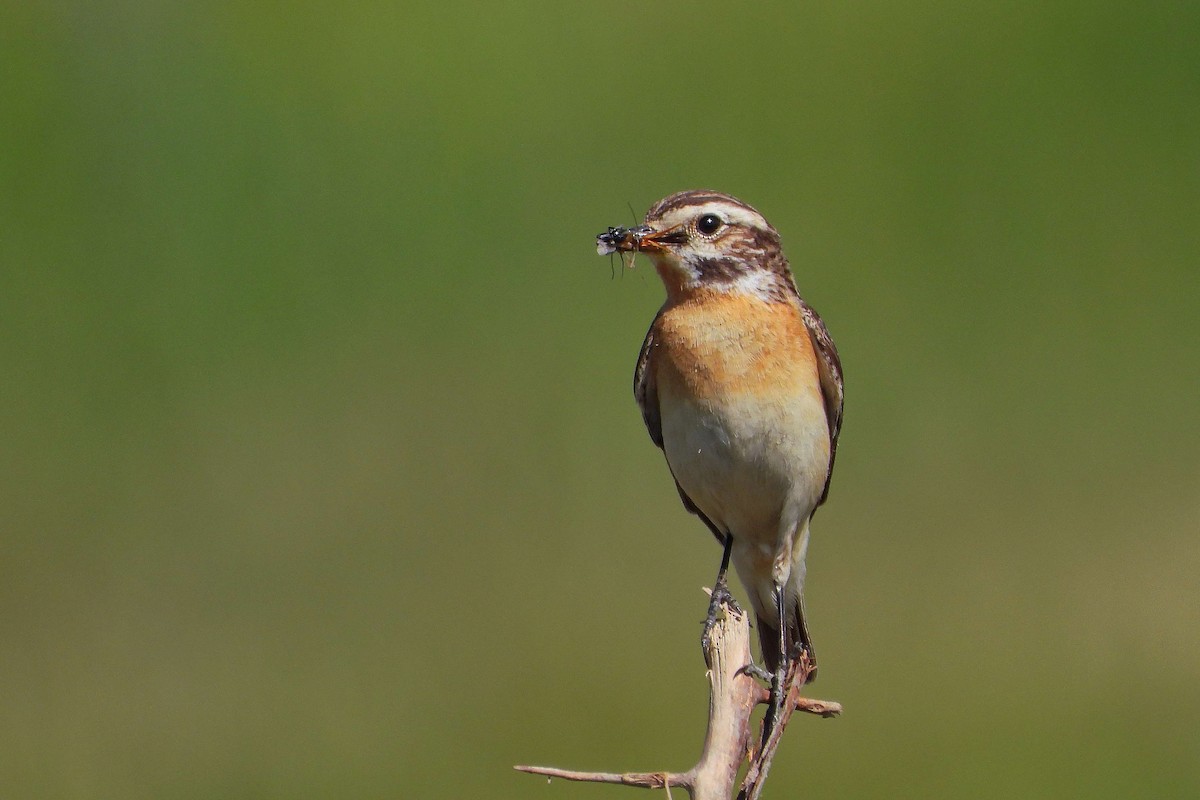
[{"left": 598, "top": 190, "right": 843, "bottom": 720}]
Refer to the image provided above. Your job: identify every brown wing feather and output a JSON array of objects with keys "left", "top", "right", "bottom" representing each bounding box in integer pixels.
[
  {"left": 634, "top": 308, "right": 727, "bottom": 545},
  {"left": 633, "top": 308, "right": 664, "bottom": 448},
  {"left": 796, "top": 296, "right": 844, "bottom": 505}
]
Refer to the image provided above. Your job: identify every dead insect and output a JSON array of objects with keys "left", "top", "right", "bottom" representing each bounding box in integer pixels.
[
  {"left": 597, "top": 206, "right": 653, "bottom": 279},
  {"left": 596, "top": 226, "right": 629, "bottom": 256}
]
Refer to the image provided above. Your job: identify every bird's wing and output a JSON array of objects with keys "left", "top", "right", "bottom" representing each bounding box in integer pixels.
[
  {"left": 797, "top": 297, "right": 844, "bottom": 505},
  {"left": 634, "top": 309, "right": 726, "bottom": 544},
  {"left": 633, "top": 308, "right": 664, "bottom": 449}
]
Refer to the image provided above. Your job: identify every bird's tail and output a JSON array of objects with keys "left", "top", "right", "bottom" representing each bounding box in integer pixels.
[{"left": 757, "top": 594, "right": 817, "bottom": 683}]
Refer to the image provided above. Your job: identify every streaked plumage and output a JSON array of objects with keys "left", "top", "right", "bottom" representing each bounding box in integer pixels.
[{"left": 601, "top": 190, "right": 843, "bottom": 684}]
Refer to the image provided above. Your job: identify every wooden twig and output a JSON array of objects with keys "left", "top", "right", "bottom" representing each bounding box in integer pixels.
[
  {"left": 738, "top": 656, "right": 812, "bottom": 800},
  {"left": 516, "top": 593, "right": 841, "bottom": 799}
]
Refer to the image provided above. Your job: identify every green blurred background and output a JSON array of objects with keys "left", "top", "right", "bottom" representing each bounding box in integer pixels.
[{"left": 3, "top": 1, "right": 1198, "bottom": 797}]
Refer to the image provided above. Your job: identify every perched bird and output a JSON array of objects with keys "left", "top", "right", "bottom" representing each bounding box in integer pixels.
[{"left": 597, "top": 190, "right": 843, "bottom": 714}]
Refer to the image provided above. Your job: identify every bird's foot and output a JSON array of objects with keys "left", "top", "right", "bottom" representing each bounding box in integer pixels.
[
  {"left": 701, "top": 575, "right": 738, "bottom": 652},
  {"left": 756, "top": 664, "right": 788, "bottom": 746},
  {"left": 737, "top": 663, "right": 773, "bottom": 683}
]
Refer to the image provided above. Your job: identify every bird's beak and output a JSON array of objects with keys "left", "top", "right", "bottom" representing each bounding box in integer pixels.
[{"left": 596, "top": 224, "right": 686, "bottom": 256}]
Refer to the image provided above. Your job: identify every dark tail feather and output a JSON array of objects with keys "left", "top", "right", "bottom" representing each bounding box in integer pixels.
[{"left": 756, "top": 597, "right": 818, "bottom": 682}]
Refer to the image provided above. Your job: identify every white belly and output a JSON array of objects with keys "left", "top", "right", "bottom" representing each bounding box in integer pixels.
[
  {"left": 660, "top": 387, "right": 828, "bottom": 544},
  {"left": 659, "top": 385, "right": 829, "bottom": 611}
]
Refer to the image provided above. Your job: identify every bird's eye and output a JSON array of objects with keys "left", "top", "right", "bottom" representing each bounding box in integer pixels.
[{"left": 695, "top": 214, "right": 723, "bottom": 236}]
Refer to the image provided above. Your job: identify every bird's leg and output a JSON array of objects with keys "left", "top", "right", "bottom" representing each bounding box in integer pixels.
[
  {"left": 701, "top": 534, "right": 735, "bottom": 651},
  {"left": 761, "top": 587, "right": 789, "bottom": 741}
]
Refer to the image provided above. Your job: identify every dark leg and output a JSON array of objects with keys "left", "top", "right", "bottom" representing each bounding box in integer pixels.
[
  {"left": 701, "top": 534, "right": 735, "bottom": 651},
  {"left": 761, "top": 586, "right": 788, "bottom": 741}
]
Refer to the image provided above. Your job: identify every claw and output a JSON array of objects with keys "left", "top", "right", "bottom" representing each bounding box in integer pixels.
[
  {"left": 737, "top": 663, "right": 773, "bottom": 683},
  {"left": 701, "top": 576, "right": 736, "bottom": 651},
  {"left": 765, "top": 665, "right": 786, "bottom": 736}
]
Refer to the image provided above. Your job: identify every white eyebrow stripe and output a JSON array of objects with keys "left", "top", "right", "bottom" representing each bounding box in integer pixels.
[{"left": 653, "top": 202, "right": 771, "bottom": 233}]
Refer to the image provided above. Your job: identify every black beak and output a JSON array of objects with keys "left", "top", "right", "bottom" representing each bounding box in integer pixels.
[{"left": 596, "top": 224, "right": 686, "bottom": 255}]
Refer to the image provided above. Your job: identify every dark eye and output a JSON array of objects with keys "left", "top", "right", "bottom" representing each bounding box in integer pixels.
[{"left": 695, "top": 214, "right": 722, "bottom": 236}]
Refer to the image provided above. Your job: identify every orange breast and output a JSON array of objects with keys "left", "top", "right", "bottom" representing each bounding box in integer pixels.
[{"left": 653, "top": 290, "right": 821, "bottom": 403}]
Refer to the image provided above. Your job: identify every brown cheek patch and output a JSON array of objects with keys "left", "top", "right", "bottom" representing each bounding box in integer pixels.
[{"left": 693, "top": 257, "right": 743, "bottom": 282}]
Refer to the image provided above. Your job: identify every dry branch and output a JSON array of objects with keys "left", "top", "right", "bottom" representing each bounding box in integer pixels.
[{"left": 515, "top": 594, "right": 841, "bottom": 799}]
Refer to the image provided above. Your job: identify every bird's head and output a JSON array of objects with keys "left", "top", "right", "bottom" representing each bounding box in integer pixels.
[{"left": 597, "top": 190, "right": 793, "bottom": 300}]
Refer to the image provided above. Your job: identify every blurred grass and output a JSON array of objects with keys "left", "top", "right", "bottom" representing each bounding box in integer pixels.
[{"left": 2, "top": 1, "right": 1198, "bottom": 797}]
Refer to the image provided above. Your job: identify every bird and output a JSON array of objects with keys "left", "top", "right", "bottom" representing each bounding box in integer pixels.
[{"left": 597, "top": 190, "right": 843, "bottom": 724}]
